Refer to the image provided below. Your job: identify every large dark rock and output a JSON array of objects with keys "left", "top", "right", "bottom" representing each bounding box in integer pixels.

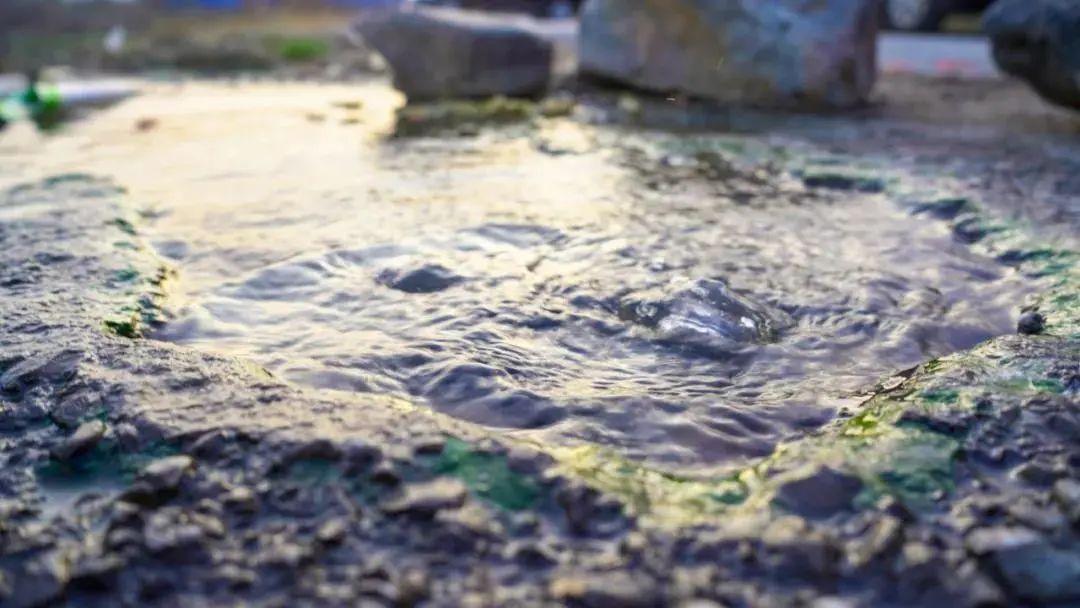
[
  {"left": 578, "top": 0, "right": 878, "bottom": 108},
  {"left": 984, "top": 0, "right": 1080, "bottom": 111},
  {"left": 354, "top": 6, "right": 555, "bottom": 100}
]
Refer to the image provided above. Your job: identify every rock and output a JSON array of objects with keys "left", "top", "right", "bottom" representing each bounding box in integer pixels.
[
  {"left": 773, "top": 466, "right": 864, "bottom": 518},
  {"left": 377, "top": 264, "right": 464, "bottom": 293},
  {"left": 578, "top": 0, "right": 878, "bottom": 108},
  {"left": 801, "top": 169, "right": 885, "bottom": 193},
  {"left": 354, "top": 6, "right": 555, "bottom": 100},
  {"left": 124, "top": 455, "right": 194, "bottom": 506},
  {"left": 847, "top": 515, "right": 904, "bottom": 569},
  {"left": 1052, "top": 478, "right": 1080, "bottom": 524},
  {"left": 316, "top": 518, "right": 349, "bottom": 545},
  {"left": 51, "top": 419, "right": 106, "bottom": 461},
  {"left": 984, "top": 0, "right": 1080, "bottom": 111},
  {"left": 5, "top": 552, "right": 70, "bottom": 608},
  {"left": 1017, "top": 311, "right": 1046, "bottom": 335},
  {"left": 139, "top": 455, "right": 194, "bottom": 493},
  {"left": 381, "top": 478, "right": 468, "bottom": 516},
  {"left": 549, "top": 572, "right": 662, "bottom": 608},
  {"left": 70, "top": 555, "right": 124, "bottom": 590},
  {"left": 967, "top": 526, "right": 1080, "bottom": 603},
  {"left": 619, "top": 278, "right": 789, "bottom": 355}
]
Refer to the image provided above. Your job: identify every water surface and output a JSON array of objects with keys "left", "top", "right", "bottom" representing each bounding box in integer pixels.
[{"left": 0, "top": 82, "right": 1036, "bottom": 474}]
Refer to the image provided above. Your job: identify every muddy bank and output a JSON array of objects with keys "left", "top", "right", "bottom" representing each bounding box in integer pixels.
[{"left": 0, "top": 79, "right": 1078, "bottom": 606}]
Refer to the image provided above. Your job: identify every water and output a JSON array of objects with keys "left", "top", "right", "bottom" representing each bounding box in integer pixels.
[{"left": 0, "top": 81, "right": 1037, "bottom": 474}]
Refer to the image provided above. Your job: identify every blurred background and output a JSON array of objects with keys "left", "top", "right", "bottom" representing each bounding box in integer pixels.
[{"left": 0, "top": 0, "right": 997, "bottom": 78}]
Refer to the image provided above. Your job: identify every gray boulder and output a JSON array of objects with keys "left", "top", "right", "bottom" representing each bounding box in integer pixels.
[
  {"left": 578, "top": 0, "right": 878, "bottom": 108},
  {"left": 984, "top": 0, "right": 1080, "bottom": 111},
  {"left": 354, "top": 6, "right": 556, "bottom": 100}
]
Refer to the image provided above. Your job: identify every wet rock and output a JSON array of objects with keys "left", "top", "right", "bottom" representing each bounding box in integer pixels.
[
  {"left": 967, "top": 526, "right": 1080, "bottom": 603},
  {"left": 909, "top": 197, "right": 972, "bottom": 220},
  {"left": 801, "top": 169, "right": 885, "bottom": 193},
  {"left": 223, "top": 486, "right": 259, "bottom": 514},
  {"left": 395, "top": 569, "right": 431, "bottom": 605},
  {"left": 139, "top": 455, "right": 194, "bottom": 492},
  {"left": 847, "top": 515, "right": 904, "bottom": 569},
  {"left": 985, "top": 0, "right": 1080, "bottom": 111},
  {"left": 51, "top": 419, "right": 106, "bottom": 461},
  {"left": 1012, "top": 460, "right": 1061, "bottom": 486},
  {"left": 124, "top": 455, "right": 193, "bottom": 505},
  {"left": 556, "top": 484, "right": 627, "bottom": 537},
  {"left": 762, "top": 516, "right": 841, "bottom": 580},
  {"left": 549, "top": 571, "right": 662, "bottom": 608},
  {"left": 1052, "top": 478, "right": 1080, "bottom": 524},
  {"left": 579, "top": 0, "right": 878, "bottom": 108},
  {"left": 143, "top": 510, "right": 205, "bottom": 555},
  {"left": 952, "top": 216, "right": 997, "bottom": 244},
  {"left": 619, "top": 278, "right": 788, "bottom": 354},
  {"left": 70, "top": 555, "right": 124, "bottom": 590},
  {"left": 1017, "top": 311, "right": 1046, "bottom": 335},
  {"left": 773, "top": 466, "right": 864, "bottom": 518},
  {"left": 377, "top": 264, "right": 464, "bottom": 293},
  {"left": 354, "top": 6, "right": 555, "bottom": 101},
  {"left": 316, "top": 518, "right": 349, "bottom": 545},
  {"left": 6, "top": 554, "right": 70, "bottom": 608},
  {"left": 381, "top": 478, "right": 467, "bottom": 516}
]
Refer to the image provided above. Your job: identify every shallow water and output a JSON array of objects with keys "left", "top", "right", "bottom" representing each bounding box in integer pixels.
[{"left": 0, "top": 81, "right": 1038, "bottom": 473}]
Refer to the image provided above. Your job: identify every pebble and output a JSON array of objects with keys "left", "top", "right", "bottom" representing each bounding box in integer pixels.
[
  {"left": 51, "top": 419, "right": 106, "bottom": 461},
  {"left": 381, "top": 478, "right": 467, "bottom": 515},
  {"left": 316, "top": 518, "right": 349, "bottom": 545},
  {"left": 549, "top": 571, "right": 661, "bottom": 608},
  {"left": 138, "top": 455, "right": 194, "bottom": 493}
]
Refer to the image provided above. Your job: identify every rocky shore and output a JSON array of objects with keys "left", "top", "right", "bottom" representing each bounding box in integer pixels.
[{"left": 1, "top": 88, "right": 1077, "bottom": 605}]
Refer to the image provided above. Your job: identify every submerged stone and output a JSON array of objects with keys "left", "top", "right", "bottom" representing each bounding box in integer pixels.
[
  {"left": 377, "top": 264, "right": 464, "bottom": 293},
  {"left": 619, "top": 278, "right": 789, "bottom": 355}
]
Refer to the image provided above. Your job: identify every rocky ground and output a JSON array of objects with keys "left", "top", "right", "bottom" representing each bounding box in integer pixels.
[{"left": 0, "top": 70, "right": 1078, "bottom": 607}]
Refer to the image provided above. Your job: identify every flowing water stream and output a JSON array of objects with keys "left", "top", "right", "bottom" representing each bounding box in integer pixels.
[{"left": 0, "top": 81, "right": 1039, "bottom": 475}]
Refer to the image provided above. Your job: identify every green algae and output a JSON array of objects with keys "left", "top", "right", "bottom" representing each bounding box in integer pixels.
[
  {"left": 101, "top": 210, "right": 173, "bottom": 339},
  {"left": 433, "top": 438, "right": 539, "bottom": 511},
  {"left": 275, "top": 37, "right": 329, "bottom": 63},
  {"left": 394, "top": 97, "right": 538, "bottom": 137},
  {"left": 108, "top": 217, "right": 137, "bottom": 236},
  {"left": 552, "top": 444, "right": 749, "bottom": 526},
  {"left": 36, "top": 439, "right": 180, "bottom": 514},
  {"left": 918, "top": 388, "right": 960, "bottom": 406}
]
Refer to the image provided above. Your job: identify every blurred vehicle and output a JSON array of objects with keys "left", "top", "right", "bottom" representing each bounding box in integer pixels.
[
  {"left": 415, "top": 0, "right": 582, "bottom": 18},
  {"left": 883, "top": 0, "right": 993, "bottom": 32}
]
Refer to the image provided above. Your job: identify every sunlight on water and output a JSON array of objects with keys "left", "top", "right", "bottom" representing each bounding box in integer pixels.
[{"left": 1, "top": 81, "right": 1039, "bottom": 475}]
